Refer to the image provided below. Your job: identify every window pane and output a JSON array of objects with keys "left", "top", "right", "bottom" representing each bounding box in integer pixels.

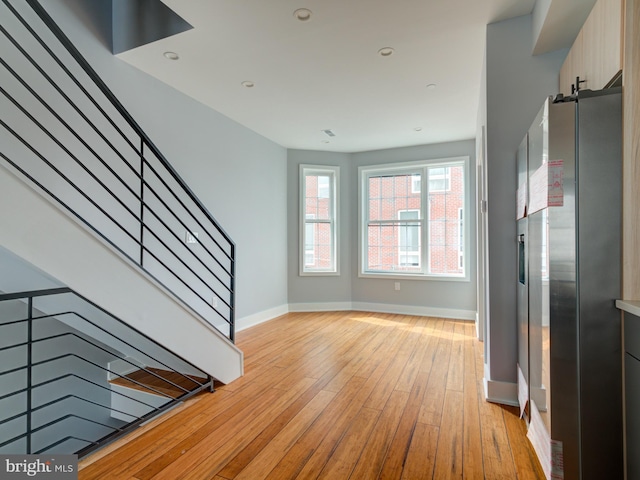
[
  {"left": 367, "top": 222, "right": 421, "bottom": 273},
  {"left": 368, "top": 174, "right": 420, "bottom": 221},
  {"left": 427, "top": 164, "right": 464, "bottom": 274},
  {"left": 305, "top": 174, "right": 331, "bottom": 220}
]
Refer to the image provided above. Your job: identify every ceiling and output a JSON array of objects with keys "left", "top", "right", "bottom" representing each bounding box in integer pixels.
[{"left": 115, "top": 0, "right": 590, "bottom": 153}]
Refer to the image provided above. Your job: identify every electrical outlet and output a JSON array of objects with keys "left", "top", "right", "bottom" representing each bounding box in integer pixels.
[{"left": 394, "top": 282, "right": 400, "bottom": 291}]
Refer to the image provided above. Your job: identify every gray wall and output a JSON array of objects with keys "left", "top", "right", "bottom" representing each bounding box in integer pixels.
[
  {"left": 288, "top": 140, "right": 477, "bottom": 315},
  {"left": 37, "top": 0, "right": 289, "bottom": 323},
  {"left": 482, "top": 14, "right": 567, "bottom": 384}
]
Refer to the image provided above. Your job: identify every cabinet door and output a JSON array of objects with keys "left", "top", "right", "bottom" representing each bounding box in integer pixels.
[
  {"left": 583, "top": 0, "right": 623, "bottom": 89},
  {"left": 558, "top": 0, "right": 623, "bottom": 96}
]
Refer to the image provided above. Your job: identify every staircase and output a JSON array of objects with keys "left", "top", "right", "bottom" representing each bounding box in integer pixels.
[{"left": 0, "top": 0, "right": 243, "bottom": 456}]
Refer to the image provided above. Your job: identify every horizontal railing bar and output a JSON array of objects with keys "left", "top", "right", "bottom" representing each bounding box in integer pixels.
[
  {"left": 0, "top": 287, "right": 70, "bottom": 302},
  {"left": 34, "top": 414, "right": 122, "bottom": 435},
  {"left": 0, "top": 394, "right": 137, "bottom": 427},
  {"left": 35, "top": 436, "right": 95, "bottom": 455}
]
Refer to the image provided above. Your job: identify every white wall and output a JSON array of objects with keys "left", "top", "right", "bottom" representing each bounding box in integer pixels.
[
  {"left": 288, "top": 140, "right": 477, "bottom": 319},
  {"left": 38, "top": 0, "right": 289, "bottom": 326},
  {"left": 480, "top": 14, "right": 567, "bottom": 401}
]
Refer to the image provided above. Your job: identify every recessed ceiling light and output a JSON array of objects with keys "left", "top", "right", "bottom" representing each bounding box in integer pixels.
[
  {"left": 378, "top": 47, "right": 395, "bottom": 57},
  {"left": 241, "top": 81, "right": 255, "bottom": 88},
  {"left": 426, "top": 83, "right": 437, "bottom": 90},
  {"left": 293, "top": 8, "right": 312, "bottom": 21},
  {"left": 414, "top": 127, "right": 423, "bottom": 132},
  {"left": 322, "top": 140, "right": 330, "bottom": 144},
  {"left": 322, "top": 129, "right": 336, "bottom": 137},
  {"left": 163, "top": 51, "right": 179, "bottom": 60}
]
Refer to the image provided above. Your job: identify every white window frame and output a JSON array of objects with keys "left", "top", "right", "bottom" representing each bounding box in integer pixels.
[
  {"left": 300, "top": 165, "right": 339, "bottom": 275},
  {"left": 358, "top": 157, "right": 469, "bottom": 281}
]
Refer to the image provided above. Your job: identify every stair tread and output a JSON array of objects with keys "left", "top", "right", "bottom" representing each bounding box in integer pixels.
[{"left": 110, "top": 368, "right": 207, "bottom": 398}]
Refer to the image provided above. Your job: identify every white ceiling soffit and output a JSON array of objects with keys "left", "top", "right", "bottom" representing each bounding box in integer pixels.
[
  {"left": 532, "top": 0, "right": 596, "bottom": 55},
  {"left": 116, "top": 0, "right": 548, "bottom": 153}
]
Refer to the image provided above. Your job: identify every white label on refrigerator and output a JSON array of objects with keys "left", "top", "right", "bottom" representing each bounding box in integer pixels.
[
  {"left": 529, "top": 160, "right": 565, "bottom": 214},
  {"left": 548, "top": 160, "right": 564, "bottom": 207}
]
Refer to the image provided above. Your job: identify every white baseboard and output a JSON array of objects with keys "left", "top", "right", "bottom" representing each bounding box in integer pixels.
[
  {"left": 236, "top": 302, "right": 476, "bottom": 333},
  {"left": 483, "top": 377, "right": 519, "bottom": 406},
  {"left": 288, "top": 301, "right": 353, "bottom": 312},
  {"left": 235, "top": 304, "right": 289, "bottom": 332},
  {"left": 351, "top": 302, "right": 476, "bottom": 320}
]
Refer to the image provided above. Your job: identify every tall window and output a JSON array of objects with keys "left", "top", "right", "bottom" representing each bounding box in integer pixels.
[
  {"left": 360, "top": 158, "right": 467, "bottom": 278},
  {"left": 300, "top": 165, "right": 339, "bottom": 275}
]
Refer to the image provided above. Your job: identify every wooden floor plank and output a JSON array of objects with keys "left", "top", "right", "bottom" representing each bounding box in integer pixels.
[
  {"left": 78, "top": 312, "right": 545, "bottom": 480},
  {"left": 418, "top": 321, "right": 454, "bottom": 426},
  {"left": 378, "top": 370, "right": 431, "bottom": 480},
  {"left": 401, "top": 422, "right": 439, "bottom": 480},
  {"left": 315, "top": 407, "right": 380, "bottom": 479},
  {"left": 433, "top": 389, "right": 464, "bottom": 479},
  {"left": 233, "top": 390, "right": 336, "bottom": 480},
  {"left": 462, "top": 323, "right": 485, "bottom": 480},
  {"left": 349, "top": 389, "right": 410, "bottom": 479}
]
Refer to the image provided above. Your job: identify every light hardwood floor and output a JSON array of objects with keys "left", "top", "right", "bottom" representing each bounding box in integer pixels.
[{"left": 79, "top": 312, "right": 544, "bottom": 479}]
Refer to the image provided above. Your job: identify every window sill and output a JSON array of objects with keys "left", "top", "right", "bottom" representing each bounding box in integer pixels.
[
  {"left": 299, "top": 271, "right": 340, "bottom": 277},
  {"left": 358, "top": 272, "right": 469, "bottom": 282}
]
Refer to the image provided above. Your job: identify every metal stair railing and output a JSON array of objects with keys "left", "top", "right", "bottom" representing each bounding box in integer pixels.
[
  {"left": 0, "top": 0, "right": 235, "bottom": 341},
  {"left": 0, "top": 287, "right": 213, "bottom": 458}
]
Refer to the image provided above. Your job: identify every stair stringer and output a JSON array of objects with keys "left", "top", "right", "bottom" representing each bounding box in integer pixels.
[{"left": 0, "top": 164, "right": 243, "bottom": 384}]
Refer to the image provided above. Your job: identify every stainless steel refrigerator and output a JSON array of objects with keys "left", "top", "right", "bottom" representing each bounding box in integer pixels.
[{"left": 516, "top": 88, "right": 622, "bottom": 480}]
